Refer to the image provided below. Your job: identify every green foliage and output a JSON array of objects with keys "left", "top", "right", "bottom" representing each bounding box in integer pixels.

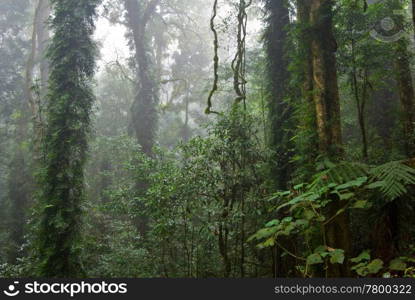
[
  {"left": 80, "top": 108, "right": 272, "bottom": 277},
  {"left": 350, "top": 249, "right": 415, "bottom": 277},
  {"left": 350, "top": 251, "right": 383, "bottom": 276},
  {"left": 32, "top": 0, "right": 101, "bottom": 277},
  {"left": 250, "top": 159, "right": 415, "bottom": 276},
  {"left": 2, "top": 0, "right": 415, "bottom": 280}
]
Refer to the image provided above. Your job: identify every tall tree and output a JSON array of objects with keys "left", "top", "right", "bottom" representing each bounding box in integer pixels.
[
  {"left": 300, "top": 0, "right": 351, "bottom": 277},
  {"left": 393, "top": 0, "right": 415, "bottom": 157},
  {"left": 263, "top": 0, "right": 297, "bottom": 277},
  {"left": 123, "top": 0, "right": 160, "bottom": 237},
  {"left": 35, "top": 0, "right": 100, "bottom": 277},
  {"left": 395, "top": 40, "right": 415, "bottom": 157},
  {"left": 264, "top": 0, "right": 293, "bottom": 190},
  {"left": 124, "top": 0, "right": 160, "bottom": 156}
]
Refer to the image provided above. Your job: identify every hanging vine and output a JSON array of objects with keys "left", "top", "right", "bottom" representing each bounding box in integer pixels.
[
  {"left": 206, "top": 0, "right": 251, "bottom": 114},
  {"left": 232, "top": 0, "right": 251, "bottom": 107},
  {"left": 206, "top": 0, "right": 220, "bottom": 114}
]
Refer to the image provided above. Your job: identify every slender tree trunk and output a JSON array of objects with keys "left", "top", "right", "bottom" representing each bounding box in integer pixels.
[
  {"left": 182, "top": 93, "right": 191, "bottom": 142},
  {"left": 6, "top": 0, "right": 49, "bottom": 263},
  {"left": 37, "top": 0, "right": 50, "bottom": 99}
]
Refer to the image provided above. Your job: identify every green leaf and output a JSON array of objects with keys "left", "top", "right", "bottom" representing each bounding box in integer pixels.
[
  {"left": 366, "top": 181, "right": 385, "bottom": 189},
  {"left": 329, "top": 249, "right": 345, "bottom": 264},
  {"left": 265, "top": 219, "right": 279, "bottom": 227},
  {"left": 339, "top": 192, "right": 355, "bottom": 200},
  {"left": 258, "top": 237, "right": 276, "bottom": 249},
  {"left": 351, "top": 250, "right": 371, "bottom": 263},
  {"left": 336, "top": 177, "right": 367, "bottom": 190},
  {"left": 307, "top": 253, "right": 323, "bottom": 265},
  {"left": 389, "top": 258, "right": 407, "bottom": 271},
  {"left": 314, "top": 245, "right": 327, "bottom": 254},
  {"left": 352, "top": 200, "right": 371, "bottom": 209},
  {"left": 248, "top": 226, "right": 278, "bottom": 242},
  {"left": 304, "top": 210, "right": 315, "bottom": 220},
  {"left": 294, "top": 183, "right": 305, "bottom": 190},
  {"left": 367, "top": 259, "right": 384, "bottom": 274},
  {"left": 351, "top": 262, "right": 368, "bottom": 276}
]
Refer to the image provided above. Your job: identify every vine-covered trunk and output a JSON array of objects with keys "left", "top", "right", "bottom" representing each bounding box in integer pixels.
[{"left": 35, "top": 0, "right": 100, "bottom": 277}]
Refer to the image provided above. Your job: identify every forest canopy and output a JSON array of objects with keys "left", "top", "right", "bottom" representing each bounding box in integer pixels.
[{"left": 0, "top": 0, "right": 415, "bottom": 278}]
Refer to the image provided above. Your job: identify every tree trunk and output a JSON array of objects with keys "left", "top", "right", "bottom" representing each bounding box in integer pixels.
[
  {"left": 308, "top": 0, "right": 351, "bottom": 277},
  {"left": 264, "top": 0, "right": 293, "bottom": 191},
  {"left": 36, "top": 0, "right": 99, "bottom": 277},
  {"left": 395, "top": 39, "right": 415, "bottom": 157},
  {"left": 264, "top": 0, "right": 298, "bottom": 277},
  {"left": 123, "top": 0, "right": 160, "bottom": 237},
  {"left": 124, "top": 0, "right": 159, "bottom": 157},
  {"left": 309, "top": 0, "right": 343, "bottom": 157},
  {"left": 37, "top": 0, "right": 50, "bottom": 99}
]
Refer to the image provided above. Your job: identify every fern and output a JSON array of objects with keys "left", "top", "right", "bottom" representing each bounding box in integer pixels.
[
  {"left": 369, "top": 161, "right": 415, "bottom": 201},
  {"left": 309, "top": 161, "right": 369, "bottom": 191}
]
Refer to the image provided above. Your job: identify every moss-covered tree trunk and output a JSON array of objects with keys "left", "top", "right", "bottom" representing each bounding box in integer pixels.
[
  {"left": 264, "top": 0, "right": 293, "bottom": 191},
  {"left": 308, "top": 0, "right": 351, "bottom": 277},
  {"left": 35, "top": 0, "right": 100, "bottom": 277}
]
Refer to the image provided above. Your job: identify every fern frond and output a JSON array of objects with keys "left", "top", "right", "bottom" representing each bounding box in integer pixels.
[
  {"left": 370, "top": 161, "right": 415, "bottom": 201},
  {"left": 309, "top": 162, "right": 369, "bottom": 191}
]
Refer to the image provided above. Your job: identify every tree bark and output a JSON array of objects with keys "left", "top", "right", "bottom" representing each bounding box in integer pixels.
[
  {"left": 309, "top": 0, "right": 343, "bottom": 157},
  {"left": 307, "top": 0, "right": 351, "bottom": 277}
]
